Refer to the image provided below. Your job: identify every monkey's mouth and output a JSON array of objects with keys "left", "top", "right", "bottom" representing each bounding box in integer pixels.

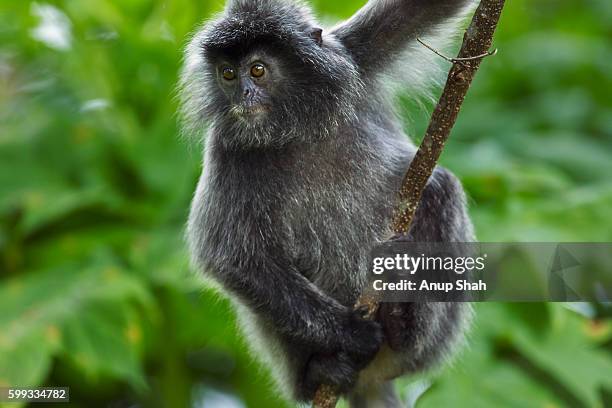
[{"left": 231, "top": 104, "right": 270, "bottom": 120}]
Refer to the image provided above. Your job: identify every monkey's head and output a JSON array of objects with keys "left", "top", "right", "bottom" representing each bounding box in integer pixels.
[{"left": 180, "top": 0, "right": 363, "bottom": 149}]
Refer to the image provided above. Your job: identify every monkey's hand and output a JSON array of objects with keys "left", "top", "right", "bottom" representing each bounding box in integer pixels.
[{"left": 298, "top": 311, "right": 384, "bottom": 400}]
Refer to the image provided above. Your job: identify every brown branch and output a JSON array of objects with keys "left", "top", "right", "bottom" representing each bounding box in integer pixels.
[{"left": 312, "top": 1, "right": 506, "bottom": 407}]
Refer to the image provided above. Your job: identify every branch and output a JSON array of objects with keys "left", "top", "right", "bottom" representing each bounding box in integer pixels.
[
  {"left": 416, "top": 37, "right": 497, "bottom": 66},
  {"left": 312, "top": 1, "right": 506, "bottom": 407}
]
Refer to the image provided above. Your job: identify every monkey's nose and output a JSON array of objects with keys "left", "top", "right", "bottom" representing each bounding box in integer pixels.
[{"left": 243, "top": 88, "right": 250, "bottom": 97}]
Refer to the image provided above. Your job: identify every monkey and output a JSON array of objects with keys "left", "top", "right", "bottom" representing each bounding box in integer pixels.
[{"left": 180, "top": 0, "right": 475, "bottom": 406}]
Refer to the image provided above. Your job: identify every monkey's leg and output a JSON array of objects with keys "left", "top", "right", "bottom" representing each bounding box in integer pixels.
[{"left": 380, "top": 166, "right": 474, "bottom": 372}]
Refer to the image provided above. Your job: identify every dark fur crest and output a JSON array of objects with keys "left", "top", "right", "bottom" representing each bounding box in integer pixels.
[{"left": 201, "top": 0, "right": 358, "bottom": 89}]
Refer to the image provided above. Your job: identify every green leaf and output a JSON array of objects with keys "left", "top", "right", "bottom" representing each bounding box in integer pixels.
[
  {"left": 61, "top": 303, "right": 147, "bottom": 390},
  {"left": 0, "top": 261, "right": 154, "bottom": 389}
]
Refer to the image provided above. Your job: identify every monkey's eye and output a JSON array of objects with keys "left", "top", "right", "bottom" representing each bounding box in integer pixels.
[
  {"left": 222, "top": 67, "right": 236, "bottom": 81},
  {"left": 250, "top": 63, "right": 266, "bottom": 78}
]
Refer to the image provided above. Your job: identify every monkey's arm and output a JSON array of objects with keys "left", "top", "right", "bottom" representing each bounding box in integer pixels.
[
  {"left": 214, "top": 254, "right": 379, "bottom": 351},
  {"left": 331, "top": 0, "right": 472, "bottom": 76}
]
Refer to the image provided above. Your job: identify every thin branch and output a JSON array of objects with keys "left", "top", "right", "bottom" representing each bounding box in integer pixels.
[
  {"left": 416, "top": 37, "right": 497, "bottom": 66},
  {"left": 312, "top": 1, "right": 506, "bottom": 407}
]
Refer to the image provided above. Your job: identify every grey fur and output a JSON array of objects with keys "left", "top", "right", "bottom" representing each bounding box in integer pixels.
[{"left": 180, "top": 0, "right": 475, "bottom": 405}]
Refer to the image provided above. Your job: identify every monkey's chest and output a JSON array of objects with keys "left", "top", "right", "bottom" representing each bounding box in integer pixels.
[{"left": 193, "top": 153, "right": 390, "bottom": 295}]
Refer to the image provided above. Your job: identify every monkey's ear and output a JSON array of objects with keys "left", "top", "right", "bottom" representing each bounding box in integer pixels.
[{"left": 309, "top": 27, "right": 323, "bottom": 46}]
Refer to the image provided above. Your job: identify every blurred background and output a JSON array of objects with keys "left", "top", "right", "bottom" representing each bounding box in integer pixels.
[{"left": 1, "top": 0, "right": 611, "bottom": 407}]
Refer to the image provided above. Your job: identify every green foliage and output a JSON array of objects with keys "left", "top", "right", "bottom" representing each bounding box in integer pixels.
[{"left": 0, "top": 0, "right": 610, "bottom": 407}]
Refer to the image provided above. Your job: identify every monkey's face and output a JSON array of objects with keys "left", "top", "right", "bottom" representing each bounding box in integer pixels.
[
  {"left": 202, "top": 45, "right": 347, "bottom": 148},
  {"left": 214, "top": 50, "right": 281, "bottom": 124},
  {"left": 181, "top": 18, "right": 363, "bottom": 149}
]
